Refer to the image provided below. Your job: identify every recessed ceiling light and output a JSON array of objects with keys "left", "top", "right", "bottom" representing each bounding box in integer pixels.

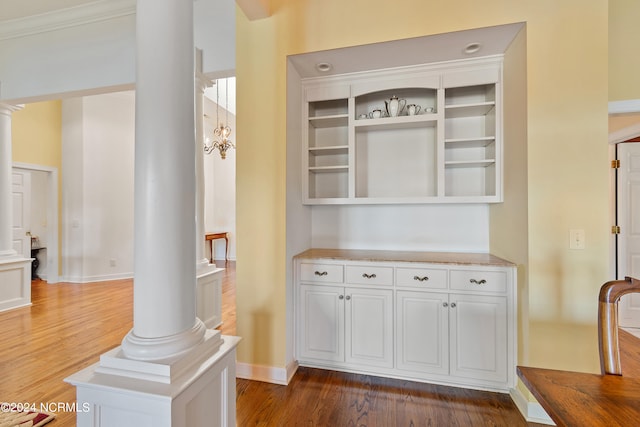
[
  {"left": 463, "top": 42, "right": 481, "bottom": 55},
  {"left": 315, "top": 62, "right": 333, "bottom": 72}
]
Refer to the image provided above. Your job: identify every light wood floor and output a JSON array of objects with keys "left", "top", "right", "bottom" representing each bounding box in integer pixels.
[{"left": 0, "top": 262, "right": 541, "bottom": 426}]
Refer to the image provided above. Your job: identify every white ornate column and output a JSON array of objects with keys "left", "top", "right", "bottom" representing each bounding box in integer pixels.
[
  {"left": 66, "top": 1, "right": 239, "bottom": 425},
  {"left": 195, "top": 51, "right": 224, "bottom": 329},
  {"left": 120, "top": 0, "right": 204, "bottom": 359},
  {"left": 0, "top": 103, "right": 32, "bottom": 313}
]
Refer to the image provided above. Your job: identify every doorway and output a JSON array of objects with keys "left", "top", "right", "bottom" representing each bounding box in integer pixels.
[
  {"left": 12, "top": 163, "right": 59, "bottom": 284},
  {"left": 615, "top": 139, "right": 640, "bottom": 327}
]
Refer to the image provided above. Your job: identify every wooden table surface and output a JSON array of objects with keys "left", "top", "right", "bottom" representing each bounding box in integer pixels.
[{"left": 517, "top": 329, "right": 640, "bottom": 427}]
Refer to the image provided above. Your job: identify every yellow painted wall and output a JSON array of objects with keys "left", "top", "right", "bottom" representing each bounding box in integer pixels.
[
  {"left": 236, "top": 0, "right": 611, "bottom": 375},
  {"left": 609, "top": 0, "right": 640, "bottom": 101},
  {"left": 12, "top": 101, "right": 63, "bottom": 271}
]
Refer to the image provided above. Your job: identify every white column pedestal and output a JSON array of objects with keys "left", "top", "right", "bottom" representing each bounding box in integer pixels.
[
  {"left": 66, "top": 334, "right": 240, "bottom": 427},
  {"left": 0, "top": 103, "right": 31, "bottom": 313},
  {"left": 0, "top": 257, "right": 32, "bottom": 312},
  {"left": 197, "top": 267, "right": 224, "bottom": 329}
]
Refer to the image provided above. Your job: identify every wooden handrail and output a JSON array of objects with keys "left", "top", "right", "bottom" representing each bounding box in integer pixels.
[{"left": 598, "top": 276, "right": 640, "bottom": 375}]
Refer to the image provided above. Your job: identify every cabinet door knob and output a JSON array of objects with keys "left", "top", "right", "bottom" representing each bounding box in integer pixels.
[
  {"left": 315, "top": 271, "right": 328, "bottom": 276},
  {"left": 362, "top": 273, "right": 377, "bottom": 279},
  {"left": 450, "top": 302, "right": 457, "bottom": 308},
  {"left": 338, "top": 295, "right": 344, "bottom": 300},
  {"left": 443, "top": 302, "right": 448, "bottom": 307},
  {"left": 413, "top": 275, "right": 429, "bottom": 282},
  {"left": 345, "top": 295, "right": 351, "bottom": 300},
  {"left": 469, "top": 279, "right": 487, "bottom": 285}
]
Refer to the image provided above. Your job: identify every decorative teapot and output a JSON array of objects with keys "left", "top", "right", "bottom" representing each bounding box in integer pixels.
[{"left": 385, "top": 95, "right": 406, "bottom": 117}]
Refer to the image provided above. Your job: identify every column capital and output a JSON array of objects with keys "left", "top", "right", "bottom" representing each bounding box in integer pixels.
[{"left": 0, "top": 103, "right": 24, "bottom": 116}]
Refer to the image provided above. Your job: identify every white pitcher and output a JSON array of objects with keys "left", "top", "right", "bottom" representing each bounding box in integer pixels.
[{"left": 385, "top": 95, "right": 406, "bottom": 117}]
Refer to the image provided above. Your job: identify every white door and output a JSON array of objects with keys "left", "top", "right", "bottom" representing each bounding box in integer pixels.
[
  {"left": 298, "top": 284, "right": 344, "bottom": 362},
  {"left": 396, "top": 290, "right": 449, "bottom": 375},
  {"left": 449, "top": 293, "right": 508, "bottom": 383},
  {"left": 11, "top": 170, "right": 31, "bottom": 258},
  {"left": 617, "top": 142, "right": 640, "bottom": 327},
  {"left": 345, "top": 287, "right": 393, "bottom": 368}
]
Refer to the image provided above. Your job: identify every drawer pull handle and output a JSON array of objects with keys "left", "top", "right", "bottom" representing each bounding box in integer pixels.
[
  {"left": 345, "top": 295, "right": 351, "bottom": 300},
  {"left": 442, "top": 302, "right": 448, "bottom": 307},
  {"left": 314, "top": 271, "right": 328, "bottom": 277},
  {"left": 413, "top": 275, "right": 429, "bottom": 282},
  {"left": 469, "top": 279, "right": 487, "bottom": 285},
  {"left": 338, "top": 295, "right": 344, "bottom": 300},
  {"left": 362, "top": 273, "right": 377, "bottom": 279},
  {"left": 450, "top": 302, "right": 457, "bottom": 308}
]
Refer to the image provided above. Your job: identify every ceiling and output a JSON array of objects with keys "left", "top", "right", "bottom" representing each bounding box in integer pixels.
[{"left": 0, "top": 0, "right": 97, "bottom": 21}]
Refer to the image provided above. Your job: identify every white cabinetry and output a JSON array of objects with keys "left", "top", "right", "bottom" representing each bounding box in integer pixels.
[
  {"left": 294, "top": 249, "right": 516, "bottom": 392},
  {"left": 301, "top": 59, "right": 503, "bottom": 204},
  {"left": 297, "top": 262, "right": 394, "bottom": 369}
]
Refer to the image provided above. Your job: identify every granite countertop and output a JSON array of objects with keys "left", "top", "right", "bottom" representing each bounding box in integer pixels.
[{"left": 294, "top": 248, "right": 515, "bottom": 267}]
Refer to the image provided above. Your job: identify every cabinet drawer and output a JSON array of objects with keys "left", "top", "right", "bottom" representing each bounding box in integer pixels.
[
  {"left": 300, "top": 263, "right": 344, "bottom": 283},
  {"left": 450, "top": 270, "right": 507, "bottom": 293},
  {"left": 396, "top": 267, "right": 447, "bottom": 289},
  {"left": 346, "top": 265, "right": 393, "bottom": 286}
]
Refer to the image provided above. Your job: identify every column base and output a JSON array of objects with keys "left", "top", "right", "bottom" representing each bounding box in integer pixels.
[
  {"left": 66, "top": 333, "right": 241, "bottom": 427},
  {"left": 0, "top": 257, "right": 32, "bottom": 312},
  {"left": 101, "top": 328, "right": 223, "bottom": 383},
  {"left": 121, "top": 318, "right": 208, "bottom": 362}
]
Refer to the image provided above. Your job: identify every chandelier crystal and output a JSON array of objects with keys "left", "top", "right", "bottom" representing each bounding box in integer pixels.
[{"left": 204, "top": 78, "right": 235, "bottom": 159}]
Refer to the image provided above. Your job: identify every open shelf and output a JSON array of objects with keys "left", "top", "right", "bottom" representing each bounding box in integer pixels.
[
  {"left": 309, "top": 114, "right": 349, "bottom": 128},
  {"left": 302, "top": 63, "right": 502, "bottom": 204},
  {"left": 444, "top": 102, "right": 495, "bottom": 119},
  {"left": 445, "top": 159, "right": 496, "bottom": 168}
]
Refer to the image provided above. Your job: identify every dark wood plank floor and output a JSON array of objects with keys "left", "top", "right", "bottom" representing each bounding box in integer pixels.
[
  {"left": 0, "top": 261, "right": 542, "bottom": 426},
  {"left": 237, "top": 366, "right": 541, "bottom": 426}
]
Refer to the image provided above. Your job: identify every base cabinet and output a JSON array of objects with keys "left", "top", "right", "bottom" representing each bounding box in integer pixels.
[
  {"left": 299, "top": 284, "right": 393, "bottom": 369},
  {"left": 295, "top": 250, "right": 516, "bottom": 392}
]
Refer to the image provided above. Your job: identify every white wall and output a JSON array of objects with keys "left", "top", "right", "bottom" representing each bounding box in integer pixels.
[
  {"left": 311, "top": 204, "right": 489, "bottom": 252},
  {"left": 0, "top": 0, "right": 235, "bottom": 103},
  {"left": 204, "top": 94, "right": 237, "bottom": 261},
  {"left": 0, "top": 14, "right": 137, "bottom": 103},
  {"left": 62, "top": 98, "right": 85, "bottom": 280},
  {"left": 62, "top": 91, "right": 135, "bottom": 282},
  {"left": 61, "top": 89, "right": 236, "bottom": 279},
  {"left": 30, "top": 170, "right": 48, "bottom": 278}
]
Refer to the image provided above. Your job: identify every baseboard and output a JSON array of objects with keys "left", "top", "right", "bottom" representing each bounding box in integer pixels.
[
  {"left": 236, "top": 360, "right": 299, "bottom": 385},
  {"left": 509, "top": 387, "right": 555, "bottom": 425},
  {"left": 61, "top": 272, "right": 133, "bottom": 283}
]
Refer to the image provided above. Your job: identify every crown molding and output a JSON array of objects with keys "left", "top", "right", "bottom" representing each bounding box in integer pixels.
[{"left": 0, "top": 0, "right": 136, "bottom": 42}]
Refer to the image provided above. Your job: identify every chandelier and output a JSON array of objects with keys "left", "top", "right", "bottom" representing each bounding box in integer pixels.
[{"left": 204, "top": 78, "right": 235, "bottom": 159}]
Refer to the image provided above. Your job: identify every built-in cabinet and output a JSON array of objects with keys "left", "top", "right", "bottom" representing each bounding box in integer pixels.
[
  {"left": 294, "top": 249, "right": 516, "bottom": 392},
  {"left": 302, "top": 59, "right": 502, "bottom": 204}
]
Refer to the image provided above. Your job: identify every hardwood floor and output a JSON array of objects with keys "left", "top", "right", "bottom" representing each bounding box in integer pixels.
[
  {"left": 0, "top": 262, "right": 541, "bottom": 426},
  {"left": 237, "top": 367, "right": 539, "bottom": 426}
]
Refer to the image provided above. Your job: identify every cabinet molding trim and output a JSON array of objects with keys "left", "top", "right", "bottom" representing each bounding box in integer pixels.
[{"left": 509, "top": 387, "right": 554, "bottom": 425}]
